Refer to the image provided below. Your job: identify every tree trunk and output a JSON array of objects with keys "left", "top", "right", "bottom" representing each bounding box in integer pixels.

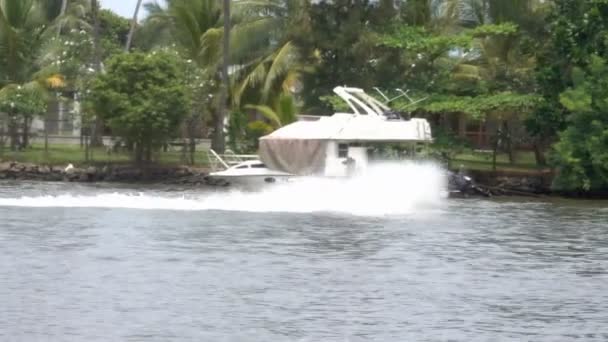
[
  {"left": 125, "top": 0, "right": 143, "bottom": 52},
  {"left": 8, "top": 115, "right": 18, "bottom": 151},
  {"left": 84, "top": 131, "right": 90, "bottom": 162},
  {"left": 21, "top": 116, "right": 30, "bottom": 149},
  {"left": 44, "top": 115, "right": 49, "bottom": 154},
  {"left": 90, "top": 0, "right": 104, "bottom": 147},
  {"left": 0, "top": 119, "right": 5, "bottom": 156},
  {"left": 492, "top": 127, "right": 499, "bottom": 172},
  {"left": 533, "top": 138, "right": 547, "bottom": 166},
  {"left": 134, "top": 143, "right": 143, "bottom": 164},
  {"left": 504, "top": 121, "right": 515, "bottom": 164},
  {"left": 187, "top": 115, "right": 199, "bottom": 165},
  {"left": 145, "top": 144, "right": 152, "bottom": 163},
  {"left": 212, "top": 0, "right": 231, "bottom": 154}
]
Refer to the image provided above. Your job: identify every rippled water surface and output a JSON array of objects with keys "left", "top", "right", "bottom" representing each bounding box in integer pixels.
[{"left": 1, "top": 180, "right": 607, "bottom": 341}]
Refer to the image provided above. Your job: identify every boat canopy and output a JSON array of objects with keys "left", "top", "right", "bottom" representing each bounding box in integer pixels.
[
  {"left": 260, "top": 113, "right": 432, "bottom": 142},
  {"left": 258, "top": 112, "right": 433, "bottom": 175}
]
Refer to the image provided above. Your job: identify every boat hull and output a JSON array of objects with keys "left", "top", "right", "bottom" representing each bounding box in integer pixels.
[{"left": 205, "top": 174, "right": 295, "bottom": 186}]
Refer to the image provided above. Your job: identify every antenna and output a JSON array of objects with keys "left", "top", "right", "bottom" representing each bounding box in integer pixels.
[
  {"left": 374, "top": 87, "right": 411, "bottom": 104},
  {"left": 393, "top": 88, "right": 428, "bottom": 110},
  {"left": 373, "top": 87, "right": 390, "bottom": 102}
]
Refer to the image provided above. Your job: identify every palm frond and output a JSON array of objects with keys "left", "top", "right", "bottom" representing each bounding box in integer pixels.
[
  {"left": 276, "top": 93, "right": 296, "bottom": 125},
  {"left": 234, "top": 56, "right": 268, "bottom": 106},
  {"left": 200, "top": 26, "right": 222, "bottom": 69},
  {"left": 261, "top": 41, "right": 299, "bottom": 102},
  {"left": 244, "top": 104, "right": 281, "bottom": 127}
]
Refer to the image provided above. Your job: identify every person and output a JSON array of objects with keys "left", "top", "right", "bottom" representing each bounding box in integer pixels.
[{"left": 343, "top": 157, "right": 356, "bottom": 177}]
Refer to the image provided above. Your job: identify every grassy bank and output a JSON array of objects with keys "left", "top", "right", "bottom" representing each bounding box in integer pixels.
[
  {"left": 450, "top": 151, "right": 549, "bottom": 173},
  {"left": 1, "top": 143, "right": 549, "bottom": 174},
  {"left": 0, "top": 143, "right": 211, "bottom": 167}
]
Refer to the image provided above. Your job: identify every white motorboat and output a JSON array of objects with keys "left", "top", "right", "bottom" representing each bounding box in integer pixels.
[
  {"left": 205, "top": 159, "right": 294, "bottom": 186},
  {"left": 206, "top": 86, "right": 436, "bottom": 185},
  {"left": 203, "top": 85, "right": 486, "bottom": 196}
]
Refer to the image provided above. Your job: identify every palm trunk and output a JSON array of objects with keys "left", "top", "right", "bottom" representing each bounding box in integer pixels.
[
  {"left": 125, "top": 0, "right": 143, "bottom": 52},
  {"left": 90, "top": 0, "right": 104, "bottom": 147},
  {"left": 212, "top": 0, "right": 231, "bottom": 154},
  {"left": 57, "top": 0, "right": 68, "bottom": 36}
]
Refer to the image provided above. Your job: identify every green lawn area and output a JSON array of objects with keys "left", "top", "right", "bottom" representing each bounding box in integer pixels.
[
  {"left": 450, "top": 150, "right": 550, "bottom": 172},
  {"left": 1, "top": 143, "right": 549, "bottom": 173},
  {"left": 0, "top": 143, "right": 211, "bottom": 167}
]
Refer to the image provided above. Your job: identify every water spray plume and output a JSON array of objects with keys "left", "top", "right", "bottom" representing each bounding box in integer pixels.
[{"left": 0, "top": 162, "right": 447, "bottom": 217}]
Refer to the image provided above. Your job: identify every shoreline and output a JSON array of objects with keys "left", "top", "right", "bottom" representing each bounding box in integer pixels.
[
  {"left": 1, "top": 161, "right": 607, "bottom": 199},
  {"left": 0, "top": 161, "right": 211, "bottom": 186}
]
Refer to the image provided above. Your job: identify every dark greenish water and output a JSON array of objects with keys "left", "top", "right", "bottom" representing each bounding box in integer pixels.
[{"left": 1, "top": 179, "right": 607, "bottom": 341}]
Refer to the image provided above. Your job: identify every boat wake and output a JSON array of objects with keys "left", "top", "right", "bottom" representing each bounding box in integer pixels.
[{"left": 0, "top": 162, "right": 447, "bottom": 216}]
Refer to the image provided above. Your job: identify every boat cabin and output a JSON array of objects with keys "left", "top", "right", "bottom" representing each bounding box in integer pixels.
[{"left": 258, "top": 87, "right": 433, "bottom": 177}]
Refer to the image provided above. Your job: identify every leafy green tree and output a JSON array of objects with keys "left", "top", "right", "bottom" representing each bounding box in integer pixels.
[
  {"left": 551, "top": 55, "right": 608, "bottom": 191},
  {"left": 0, "top": 83, "right": 48, "bottom": 150},
  {"left": 89, "top": 51, "right": 190, "bottom": 163},
  {"left": 534, "top": 0, "right": 608, "bottom": 191}
]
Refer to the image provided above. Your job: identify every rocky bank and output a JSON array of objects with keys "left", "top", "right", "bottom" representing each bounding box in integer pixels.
[{"left": 0, "top": 161, "right": 210, "bottom": 185}]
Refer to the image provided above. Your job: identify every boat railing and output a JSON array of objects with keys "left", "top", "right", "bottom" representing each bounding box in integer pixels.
[{"left": 207, "top": 149, "right": 258, "bottom": 171}]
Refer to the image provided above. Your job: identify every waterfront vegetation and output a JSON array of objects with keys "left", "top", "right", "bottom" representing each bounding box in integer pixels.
[{"left": 0, "top": 0, "right": 607, "bottom": 192}]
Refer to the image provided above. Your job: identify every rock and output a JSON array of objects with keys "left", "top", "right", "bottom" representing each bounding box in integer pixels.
[{"left": 86, "top": 166, "right": 97, "bottom": 176}]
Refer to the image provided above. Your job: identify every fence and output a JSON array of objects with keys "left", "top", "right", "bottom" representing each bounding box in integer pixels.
[{"left": 0, "top": 131, "right": 213, "bottom": 167}]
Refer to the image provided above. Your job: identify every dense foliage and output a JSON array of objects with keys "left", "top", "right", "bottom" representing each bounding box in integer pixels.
[{"left": 0, "top": 0, "right": 607, "bottom": 191}]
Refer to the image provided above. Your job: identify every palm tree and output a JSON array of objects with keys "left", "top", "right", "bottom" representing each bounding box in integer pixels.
[
  {"left": 143, "top": 0, "right": 305, "bottom": 152},
  {"left": 0, "top": 0, "right": 63, "bottom": 148},
  {"left": 229, "top": 0, "right": 308, "bottom": 107},
  {"left": 0, "top": 0, "right": 49, "bottom": 84}
]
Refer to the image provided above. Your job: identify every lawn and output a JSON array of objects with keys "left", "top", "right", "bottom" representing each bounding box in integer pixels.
[
  {"left": 0, "top": 143, "right": 211, "bottom": 167},
  {"left": 450, "top": 150, "right": 550, "bottom": 172},
  {"left": 2, "top": 143, "right": 549, "bottom": 173}
]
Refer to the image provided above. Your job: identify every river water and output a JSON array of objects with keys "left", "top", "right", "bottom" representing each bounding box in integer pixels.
[{"left": 1, "top": 165, "right": 607, "bottom": 341}]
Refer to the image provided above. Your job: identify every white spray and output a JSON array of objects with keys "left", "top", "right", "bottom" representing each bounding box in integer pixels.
[{"left": 0, "top": 161, "right": 447, "bottom": 216}]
